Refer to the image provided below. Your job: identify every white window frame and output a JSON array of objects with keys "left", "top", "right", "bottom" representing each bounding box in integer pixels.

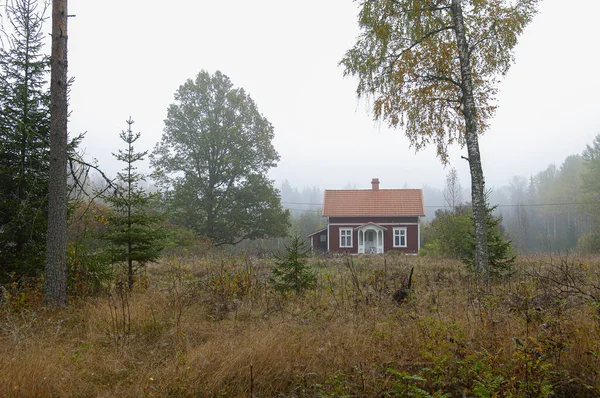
[
  {"left": 339, "top": 228, "right": 353, "bottom": 248},
  {"left": 393, "top": 227, "right": 407, "bottom": 248}
]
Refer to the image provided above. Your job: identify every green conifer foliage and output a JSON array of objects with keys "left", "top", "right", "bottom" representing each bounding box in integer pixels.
[
  {"left": 269, "top": 235, "right": 316, "bottom": 294},
  {"left": 0, "top": 0, "right": 50, "bottom": 278},
  {"left": 423, "top": 203, "right": 515, "bottom": 277},
  {"left": 102, "top": 118, "right": 165, "bottom": 289},
  {"left": 463, "top": 204, "right": 516, "bottom": 278}
]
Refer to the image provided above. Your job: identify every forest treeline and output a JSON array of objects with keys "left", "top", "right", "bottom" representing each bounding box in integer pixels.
[
  {"left": 490, "top": 153, "right": 596, "bottom": 253},
  {"left": 279, "top": 138, "right": 600, "bottom": 256},
  {"left": 423, "top": 145, "right": 600, "bottom": 254}
]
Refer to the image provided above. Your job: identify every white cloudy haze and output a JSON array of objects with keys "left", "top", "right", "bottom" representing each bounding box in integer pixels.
[{"left": 67, "top": 0, "right": 600, "bottom": 193}]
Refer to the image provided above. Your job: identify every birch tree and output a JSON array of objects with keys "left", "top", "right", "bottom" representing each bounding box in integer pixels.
[{"left": 341, "top": 0, "right": 539, "bottom": 281}]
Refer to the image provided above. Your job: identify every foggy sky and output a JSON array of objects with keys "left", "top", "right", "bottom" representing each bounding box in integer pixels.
[{"left": 67, "top": 0, "right": 600, "bottom": 193}]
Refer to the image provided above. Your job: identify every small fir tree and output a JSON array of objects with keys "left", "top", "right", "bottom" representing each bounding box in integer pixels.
[
  {"left": 463, "top": 204, "right": 515, "bottom": 278},
  {"left": 270, "top": 235, "right": 316, "bottom": 294},
  {"left": 102, "top": 118, "right": 164, "bottom": 289}
]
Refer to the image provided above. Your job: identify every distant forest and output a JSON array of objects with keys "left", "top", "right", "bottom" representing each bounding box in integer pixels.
[{"left": 280, "top": 142, "right": 598, "bottom": 254}]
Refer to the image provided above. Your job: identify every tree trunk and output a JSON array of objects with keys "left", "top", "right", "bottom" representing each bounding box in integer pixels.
[
  {"left": 451, "top": 0, "right": 489, "bottom": 283},
  {"left": 128, "top": 140, "right": 133, "bottom": 290},
  {"left": 44, "top": 0, "right": 68, "bottom": 307},
  {"left": 128, "top": 257, "right": 134, "bottom": 290}
]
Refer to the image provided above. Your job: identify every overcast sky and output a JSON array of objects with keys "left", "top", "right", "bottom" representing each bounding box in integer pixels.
[{"left": 67, "top": 0, "right": 600, "bottom": 193}]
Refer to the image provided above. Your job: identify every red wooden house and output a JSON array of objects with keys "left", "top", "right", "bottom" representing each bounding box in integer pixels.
[{"left": 309, "top": 178, "right": 425, "bottom": 254}]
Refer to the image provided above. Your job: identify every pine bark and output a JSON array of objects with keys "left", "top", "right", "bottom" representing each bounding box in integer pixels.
[
  {"left": 451, "top": 0, "right": 489, "bottom": 283},
  {"left": 44, "top": 0, "right": 68, "bottom": 307}
]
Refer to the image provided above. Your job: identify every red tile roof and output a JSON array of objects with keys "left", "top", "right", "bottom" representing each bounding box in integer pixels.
[{"left": 322, "top": 189, "right": 425, "bottom": 217}]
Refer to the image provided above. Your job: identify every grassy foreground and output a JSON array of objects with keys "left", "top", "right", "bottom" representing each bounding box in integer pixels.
[{"left": 2, "top": 254, "right": 600, "bottom": 397}]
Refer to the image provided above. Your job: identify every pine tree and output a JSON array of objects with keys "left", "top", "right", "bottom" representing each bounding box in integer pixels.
[
  {"left": 0, "top": 0, "right": 50, "bottom": 279},
  {"left": 102, "top": 118, "right": 164, "bottom": 289},
  {"left": 43, "top": 0, "right": 69, "bottom": 306}
]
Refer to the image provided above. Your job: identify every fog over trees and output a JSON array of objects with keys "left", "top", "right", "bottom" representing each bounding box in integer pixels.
[
  {"left": 1, "top": 0, "right": 600, "bottom": 300},
  {"left": 417, "top": 148, "right": 598, "bottom": 254},
  {"left": 4, "top": 2, "right": 600, "bottom": 395},
  {"left": 278, "top": 137, "right": 600, "bottom": 256}
]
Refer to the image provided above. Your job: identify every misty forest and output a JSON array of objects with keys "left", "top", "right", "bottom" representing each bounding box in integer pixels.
[{"left": 2, "top": 0, "right": 600, "bottom": 397}]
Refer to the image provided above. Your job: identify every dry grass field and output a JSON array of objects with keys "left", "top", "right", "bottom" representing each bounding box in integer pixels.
[{"left": 2, "top": 254, "right": 600, "bottom": 397}]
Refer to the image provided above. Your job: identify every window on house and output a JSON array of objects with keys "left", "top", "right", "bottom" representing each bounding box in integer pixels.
[
  {"left": 393, "top": 227, "right": 407, "bottom": 247},
  {"left": 340, "top": 228, "right": 353, "bottom": 248},
  {"left": 320, "top": 234, "right": 327, "bottom": 242}
]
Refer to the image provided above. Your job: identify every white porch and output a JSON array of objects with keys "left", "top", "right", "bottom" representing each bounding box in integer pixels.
[{"left": 356, "top": 223, "right": 387, "bottom": 254}]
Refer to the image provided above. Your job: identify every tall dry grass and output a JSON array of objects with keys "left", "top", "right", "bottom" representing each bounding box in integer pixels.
[{"left": 1, "top": 253, "right": 600, "bottom": 396}]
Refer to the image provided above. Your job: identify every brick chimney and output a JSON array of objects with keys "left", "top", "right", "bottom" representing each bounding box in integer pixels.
[{"left": 371, "top": 178, "right": 380, "bottom": 191}]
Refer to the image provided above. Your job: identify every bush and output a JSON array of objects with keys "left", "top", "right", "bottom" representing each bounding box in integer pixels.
[
  {"left": 577, "top": 232, "right": 600, "bottom": 254},
  {"left": 420, "top": 206, "right": 472, "bottom": 259},
  {"left": 420, "top": 239, "right": 443, "bottom": 257},
  {"left": 67, "top": 242, "right": 113, "bottom": 297},
  {"left": 66, "top": 201, "right": 114, "bottom": 296},
  {"left": 162, "top": 223, "right": 213, "bottom": 256},
  {"left": 422, "top": 204, "right": 515, "bottom": 277}
]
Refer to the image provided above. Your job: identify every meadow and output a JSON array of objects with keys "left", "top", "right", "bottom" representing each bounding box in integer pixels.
[{"left": 1, "top": 253, "right": 600, "bottom": 397}]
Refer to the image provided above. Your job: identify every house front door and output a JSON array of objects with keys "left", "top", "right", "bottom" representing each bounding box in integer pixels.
[{"left": 365, "top": 230, "right": 376, "bottom": 253}]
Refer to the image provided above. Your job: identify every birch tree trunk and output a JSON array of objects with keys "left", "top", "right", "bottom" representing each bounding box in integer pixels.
[
  {"left": 451, "top": 0, "right": 489, "bottom": 283},
  {"left": 44, "top": 0, "right": 68, "bottom": 307}
]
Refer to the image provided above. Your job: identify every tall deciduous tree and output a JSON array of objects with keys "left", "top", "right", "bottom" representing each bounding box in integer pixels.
[
  {"left": 151, "top": 70, "right": 289, "bottom": 246},
  {"left": 44, "top": 0, "right": 68, "bottom": 306},
  {"left": 0, "top": 0, "right": 50, "bottom": 278},
  {"left": 341, "top": 0, "right": 539, "bottom": 281},
  {"left": 102, "top": 118, "right": 164, "bottom": 290}
]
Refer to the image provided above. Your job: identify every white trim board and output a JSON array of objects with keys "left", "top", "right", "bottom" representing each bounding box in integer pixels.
[
  {"left": 327, "top": 219, "right": 330, "bottom": 252},
  {"left": 329, "top": 223, "right": 419, "bottom": 226}
]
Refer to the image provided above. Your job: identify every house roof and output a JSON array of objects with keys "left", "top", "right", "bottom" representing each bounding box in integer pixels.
[
  {"left": 306, "top": 227, "right": 327, "bottom": 237},
  {"left": 322, "top": 189, "right": 425, "bottom": 217}
]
